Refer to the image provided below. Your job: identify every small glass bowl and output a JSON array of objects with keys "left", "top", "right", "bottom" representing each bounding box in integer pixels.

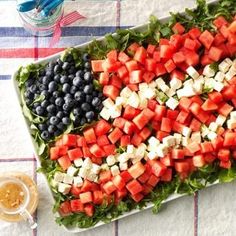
[{"left": 18, "top": 4, "right": 64, "bottom": 36}]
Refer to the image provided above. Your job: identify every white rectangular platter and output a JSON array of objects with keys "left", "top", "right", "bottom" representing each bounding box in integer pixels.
[{"left": 12, "top": 0, "right": 219, "bottom": 233}]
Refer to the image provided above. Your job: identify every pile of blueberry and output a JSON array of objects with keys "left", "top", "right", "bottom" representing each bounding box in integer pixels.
[{"left": 23, "top": 53, "right": 104, "bottom": 141}]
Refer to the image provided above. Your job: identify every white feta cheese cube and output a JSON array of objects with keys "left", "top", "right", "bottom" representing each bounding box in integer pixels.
[
  {"left": 101, "top": 163, "right": 109, "bottom": 170},
  {"left": 74, "top": 158, "right": 83, "bottom": 167},
  {"left": 166, "top": 88, "right": 176, "bottom": 97},
  {"left": 111, "top": 165, "right": 120, "bottom": 176},
  {"left": 131, "top": 156, "right": 143, "bottom": 164},
  {"left": 91, "top": 164, "right": 101, "bottom": 174},
  {"left": 225, "top": 58, "right": 233, "bottom": 65},
  {"left": 139, "top": 82, "right": 149, "bottom": 91},
  {"left": 174, "top": 133, "right": 182, "bottom": 145},
  {"left": 127, "top": 92, "right": 140, "bottom": 108},
  {"left": 230, "top": 111, "right": 236, "bottom": 120},
  {"left": 148, "top": 136, "right": 160, "bottom": 146},
  {"left": 183, "top": 79, "right": 194, "bottom": 87},
  {"left": 162, "top": 136, "right": 176, "bottom": 147},
  {"left": 209, "top": 122, "right": 219, "bottom": 132},
  {"left": 182, "top": 137, "right": 191, "bottom": 147},
  {"left": 110, "top": 106, "right": 122, "bottom": 119},
  {"left": 115, "top": 97, "right": 126, "bottom": 106},
  {"left": 191, "top": 132, "right": 201, "bottom": 143},
  {"left": 120, "top": 87, "right": 132, "bottom": 98},
  {"left": 54, "top": 172, "right": 65, "bottom": 182},
  {"left": 158, "top": 83, "right": 169, "bottom": 93},
  {"left": 117, "top": 153, "right": 130, "bottom": 163},
  {"left": 73, "top": 176, "right": 83, "bottom": 187},
  {"left": 155, "top": 78, "right": 166, "bottom": 87},
  {"left": 147, "top": 151, "right": 158, "bottom": 160},
  {"left": 186, "top": 66, "right": 199, "bottom": 79},
  {"left": 156, "top": 144, "right": 168, "bottom": 157},
  {"left": 127, "top": 144, "right": 135, "bottom": 154},
  {"left": 143, "top": 88, "right": 156, "bottom": 99},
  {"left": 135, "top": 144, "right": 147, "bottom": 157},
  {"left": 170, "top": 78, "right": 182, "bottom": 90},
  {"left": 51, "top": 179, "right": 59, "bottom": 188},
  {"left": 225, "top": 66, "right": 236, "bottom": 81},
  {"left": 102, "top": 98, "right": 114, "bottom": 108},
  {"left": 203, "top": 65, "right": 215, "bottom": 77},
  {"left": 215, "top": 71, "right": 225, "bottom": 82},
  {"left": 100, "top": 107, "right": 111, "bottom": 120},
  {"left": 87, "top": 173, "right": 97, "bottom": 182},
  {"left": 78, "top": 168, "right": 89, "bottom": 178},
  {"left": 177, "top": 87, "right": 196, "bottom": 98},
  {"left": 207, "top": 131, "right": 217, "bottom": 141},
  {"left": 106, "top": 155, "right": 116, "bottom": 166},
  {"left": 119, "top": 162, "right": 128, "bottom": 171},
  {"left": 182, "top": 127, "right": 192, "bottom": 137},
  {"left": 204, "top": 77, "right": 215, "bottom": 88},
  {"left": 139, "top": 98, "right": 148, "bottom": 109},
  {"left": 166, "top": 97, "right": 179, "bottom": 110},
  {"left": 58, "top": 183, "right": 71, "bottom": 195},
  {"left": 201, "top": 126, "right": 210, "bottom": 137},
  {"left": 187, "top": 142, "right": 200, "bottom": 153},
  {"left": 227, "top": 119, "right": 236, "bottom": 129},
  {"left": 193, "top": 81, "right": 203, "bottom": 94},
  {"left": 82, "top": 158, "right": 92, "bottom": 170},
  {"left": 219, "top": 60, "right": 231, "bottom": 73},
  {"left": 213, "top": 81, "right": 224, "bottom": 92},
  {"left": 149, "top": 81, "right": 157, "bottom": 88},
  {"left": 215, "top": 115, "right": 226, "bottom": 126},
  {"left": 63, "top": 174, "right": 74, "bottom": 184},
  {"left": 67, "top": 166, "right": 78, "bottom": 177}
]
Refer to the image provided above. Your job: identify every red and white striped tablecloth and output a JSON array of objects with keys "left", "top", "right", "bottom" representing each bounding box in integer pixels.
[{"left": 0, "top": 1, "right": 236, "bottom": 236}]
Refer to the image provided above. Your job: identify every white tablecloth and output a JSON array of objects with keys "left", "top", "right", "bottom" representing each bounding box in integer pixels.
[{"left": 0, "top": 0, "right": 236, "bottom": 235}]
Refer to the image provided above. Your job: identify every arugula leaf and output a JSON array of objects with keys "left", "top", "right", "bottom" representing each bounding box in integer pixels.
[{"left": 209, "top": 62, "right": 219, "bottom": 72}]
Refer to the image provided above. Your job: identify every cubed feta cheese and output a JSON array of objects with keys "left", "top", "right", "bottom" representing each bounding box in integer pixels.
[
  {"left": 91, "top": 164, "right": 101, "bottom": 174},
  {"left": 225, "top": 58, "right": 233, "bottom": 65},
  {"left": 120, "top": 87, "right": 132, "bottom": 98},
  {"left": 106, "top": 155, "right": 116, "bottom": 166},
  {"left": 127, "top": 92, "right": 140, "bottom": 108},
  {"left": 127, "top": 144, "right": 135, "bottom": 154},
  {"left": 203, "top": 65, "right": 215, "bottom": 77},
  {"left": 86, "top": 173, "right": 97, "bottom": 182},
  {"left": 182, "top": 137, "right": 191, "bottom": 147},
  {"left": 50, "top": 180, "right": 59, "bottom": 188},
  {"left": 117, "top": 153, "right": 130, "bottom": 163},
  {"left": 63, "top": 174, "right": 74, "bottom": 184},
  {"left": 227, "top": 119, "right": 236, "bottom": 129},
  {"left": 102, "top": 98, "right": 114, "bottom": 108},
  {"left": 67, "top": 166, "right": 78, "bottom": 176},
  {"left": 207, "top": 131, "right": 217, "bottom": 141},
  {"left": 111, "top": 165, "right": 120, "bottom": 176},
  {"left": 213, "top": 81, "right": 224, "bottom": 92},
  {"left": 162, "top": 136, "right": 176, "bottom": 147},
  {"left": 215, "top": 71, "right": 225, "bottom": 82},
  {"left": 204, "top": 77, "right": 215, "bottom": 88},
  {"left": 147, "top": 151, "right": 158, "bottom": 160},
  {"left": 156, "top": 144, "right": 168, "bottom": 157},
  {"left": 139, "top": 98, "right": 148, "bottom": 109},
  {"left": 82, "top": 158, "right": 92, "bottom": 169},
  {"left": 148, "top": 136, "right": 160, "bottom": 146},
  {"left": 131, "top": 156, "right": 143, "bottom": 164},
  {"left": 166, "top": 97, "right": 179, "bottom": 110},
  {"left": 177, "top": 87, "right": 196, "bottom": 98},
  {"left": 201, "top": 126, "right": 210, "bottom": 137},
  {"left": 230, "top": 111, "right": 236, "bottom": 120},
  {"left": 74, "top": 158, "right": 83, "bottom": 167},
  {"left": 58, "top": 183, "right": 71, "bottom": 195},
  {"left": 186, "top": 66, "right": 199, "bottom": 79},
  {"left": 170, "top": 78, "right": 182, "bottom": 90},
  {"left": 110, "top": 106, "right": 122, "bottom": 119},
  {"left": 143, "top": 88, "right": 156, "bottom": 99},
  {"left": 119, "top": 162, "right": 128, "bottom": 171},
  {"left": 191, "top": 132, "right": 201, "bottom": 143},
  {"left": 158, "top": 83, "right": 169, "bottom": 93},
  {"left": 225, "top": 66, "right": 236, "bottom": 81},
  {"left": 209, "top": 122, "right": 218, "bottom": 132},
  {"left": 187, "top": 142, "right": 200, "bottom": 154},
  {"left": 155, "top": 78, "right": 166, "bottom": 87},
  {"left": 115, "top": 97, "right": 126, "bottom": 106},
  {"left": 101, "top": 163, "right": 109, "bottom": 170},
  {"left": 78, "top": 168, "right": 88, "bottom": 178},
  {"left": 219, "top": 60, "right": 231, "bottom": 73},
  {"left": 215, "top": 115, "right": 226, "bottom": 126},
  {"left": 54, "top": 172, "right": 65, "bottom": 182},
  {"left": 182, "top": 127, "right": 192, "bottom": 137},
  {"left": 183, "top": 79, "right": 194, "bottom": 87},
  {"left": 149, "top": 81, "right": 157, "bottom": 88},
  {"left": 73, "top": 176, "right": 83, "bottom": 187},
  {"left": 135, "top": 144, "right": 147, "bottom": 157},
  {"left": 100, "top": 107, "right": 111, "bottom": 120},
  {"left": 139, "top": 82, "right": 149, "bottom": 91},
  {"left": 165, "top": 88, "right": 176, "bottom": 97},
  {"left": 193, "top": 81, "right": 203, "bottom": 94},
  {"left": 174, "top": 133, "right": 182, "bottom": 145}
]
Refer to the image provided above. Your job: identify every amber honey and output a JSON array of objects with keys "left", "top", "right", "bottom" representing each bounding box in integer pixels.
[{"left": 0, "top": 182, "right": 25, "bottom": 210}]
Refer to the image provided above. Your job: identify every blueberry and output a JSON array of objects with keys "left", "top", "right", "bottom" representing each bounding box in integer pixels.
[
  {"left": 38, "top": 123, "right": 47, "bottom": 131},
  {"left": 48, "top": 81, "right": 58, "bottom": 92},
  {"left": 48, "top": 61, "right": 56, "bottom": 68},
  {"left": 56, "top": 111, "right": 64, "bottom": 119},
  {"left": 81, "top": 103, "right": 91, "bottom": 112},
  {"left": 98, "top": 92, "right": 103, "bottom": 98},
  {"left": 50, "top": 116, "right": 59, "bottom": 125},
  {"left": 65, "top": 97, "right": 74, "bottom": 107},
  {"left": 83, "top": 85, "right": 93, "bottom": 94},
  {"left": 42, "top": 76, "right": 51, "bottom": 85},
  {"left": 39, "top": 70, "right": 46, "bottom": 77},
  {"left": 55, "top": 97, "right": 64, "bottom": 106},
  {"left": 38, "top": 84, "right": 47, "bottom": 91},
  {"left": 41, "top": 90, "right": 50, "bottom": 99},
  {"left": 63, "top": 103, "right": 71, "bottom": 112},
  {"left": 48, "top": 125, "right": 57, "bottom": 134},
  {"left": 25, "top": 78, "right": 34, "bottom": 87},
  {"left": 33, "top": 102, "right": 40, "bottom": 109},
  {"left": 47, "top": 104, "right": 56, "bottom": 114},
  {"left": 54, "top": 130, "right": 61, "bottom": 137},
  {"left": 46, "top": 70, "right": 53, "bottom": 78},
  {"left": 62, "top": 62, "right": 70, "bottom": 70},
  {"left": 30, "top": 84, "right": 38, "bottom": 93},
  {"left": 68, "top": 66, "right": 76, "bottom": 74},
  {"left": 25, "top": 98, "right": 32, "bottom": 106},
  {"left": 66, "top": 54, "right": 73, "bottom": 62},
  {"left": 95, "top": 104, "right": 103, "bottom": 112},
  {"left": 92, "top": 97, "right": 101, "bottom": 107},
  {"left": 70, "top": 85, "right": 77, "bottom": 94},
  {"left": 49, "top": 96, "right": 56, "bottom": 104},
  {"left": 54, "top": 74, "right": 61, "bottom": 83},
  {"left": 73, "top": 108, "right": 81, "bottom": 116},
  {"left": 75, "top": 70, "right": 84, "bottom": 77},
  {"left": 41, "top": 130, "right": 50, "bottom": 140},
  {"left": 62, "top": 117, "right": 70, "bottom": 125},
  {"left": 35, "top": 106, "right": 45, "bottom": 116},
  {"left": 60, "top": 75, "right": 69, "bottom": 84},
  {"left": 57, "top": 122, "right": 65, "bottom": 131},
  {"left": 79, "top": 117, "right": 86, "bottom": 126},
  {"left": 56, "top": 58, "right": 63, "bottom": 66},
  {"left": 84, "top": 61, "right": 91, "bottom": 69},
  {"left": 82, "top": 53, "right": 90, "bottom": 62},
  {"left": 86, "top": 95, "right": 93, "bottom": 103},
  {"left": 86, "top": 118, "right": 93, "bottom": 123},
  {"left": 41, "top": 100, "right": 49, "bottom": 108},
  {"left": 24, "top": 90, "right": 34, "bottom": 99},
  {"left": 64, "top": 93, "right": 73, "bottom": 100},
  {"left": 84, "top": 71, "right": 92, "bottom": 82},
  {"left": 54, "top": 65, "right": 61, "bottom": 74},
  {"left": 68, "top": 74, "right": 74, "bottom": 80},
  {"left": 73, "top": 77, "right": 83, "bottom": 87},
  {"left": 62, "top": 83, "right": 71, "bottom": 93},
  {"left": 85, "top": 111, "right": 94, "bottom": 120},
  {"left": 74, "top": 91, "right": 84, "bottom": 102}
]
